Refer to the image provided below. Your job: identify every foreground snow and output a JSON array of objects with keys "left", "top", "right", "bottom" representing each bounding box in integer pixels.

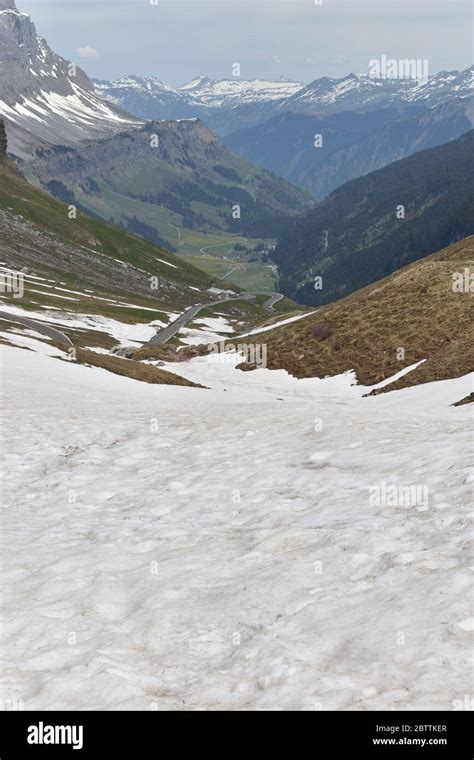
[{"left": 1, "top": 346, "right": 472, "bottom": 710}]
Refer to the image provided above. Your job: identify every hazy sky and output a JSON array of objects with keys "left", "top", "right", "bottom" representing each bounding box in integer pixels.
[{"left": 18, "top": 0, "right": 473, "bottom": 85}]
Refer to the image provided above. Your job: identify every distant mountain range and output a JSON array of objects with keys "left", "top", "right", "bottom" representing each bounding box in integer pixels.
[
  {"left": 279, "top": 67, "right": 474, "bottom": 116},
  {"left": 94, "top": 67, "right": 474, "bottom": 134},
  {"left": 94, "top": 74, "right": 303, "bottom": 120},
  {"left": 272, "top": 130, "right": 474, "bottom": 305},
  {"left": 94, "top": 65, "right": 474, "bottom": 199},
  {"left": 225, "top": 98, "right": 474, "bottom": 199}
]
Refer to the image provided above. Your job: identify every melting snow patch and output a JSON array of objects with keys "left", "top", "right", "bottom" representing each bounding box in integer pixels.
[
  {"left": 1, "top": 344, "right": 472, "bottom": 711},
  {"left": 239, "top": 310, "right": 316, "bottom": 337}
]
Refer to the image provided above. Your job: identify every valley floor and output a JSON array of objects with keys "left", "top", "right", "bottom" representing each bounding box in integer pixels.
[{"left": 1, "top": 345, "right": 472, "bottom": 710}]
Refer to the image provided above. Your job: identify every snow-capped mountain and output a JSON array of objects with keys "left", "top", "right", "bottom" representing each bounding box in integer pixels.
[
  {"left": 282, "top": 67, "right": 474, "bottom": 115},
  {"left": 94, "top": 75, "right": 202, "bottom": 121},
  {"left": 404, "top": 67, "right": 474, "bottom": 106},
  {"left": 95, "top": 74, "right": 183, "bottom": 104},
  {"left": 93, "top": 66, "right": 473, "bottom": 136},
  {"left": 94, "top": 74, "right": 304, "bottom": 122},
  {"left": 0, "top": 0, "right": 142, "bottom": 158},
  {"left": 180, "top": 75, "right": 304, "bottom": 107}
]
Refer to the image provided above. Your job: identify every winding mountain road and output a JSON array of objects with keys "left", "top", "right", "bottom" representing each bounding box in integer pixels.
[
  {"left": 257, "top": 292, "right": 284, "bottom": 313},
  {"left": 0, "top": 310, "right": 74, "bottom": 347},
  {"left": 148, "top": 290, "right": 284, "bottom": 346},
  {"left": 148, "top": 294, "right": 254, "bottom": 346},
  {"left": 0, "top": 289, "right": 284, "bottom": 352}
]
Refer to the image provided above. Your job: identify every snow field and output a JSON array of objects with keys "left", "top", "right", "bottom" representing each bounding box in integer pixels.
[{"left": 1, "top": 346, "right": 472, "bottom": 710}]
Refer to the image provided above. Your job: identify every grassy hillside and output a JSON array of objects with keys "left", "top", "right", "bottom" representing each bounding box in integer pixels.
[
  {"left": 75, "top": 348, "right": 203, "bottom": 387},
  {"left": 273, "top": 130, "right": 474, "bottom": 306},
  {"left": 240, "top": 237, "right": 474, "bottom": 390},
  {"left": 26, "top": 119, "right": 314, "bottom": 252},
  {"left": 0, "top": 160, "right": 223, "bottom": 312}
]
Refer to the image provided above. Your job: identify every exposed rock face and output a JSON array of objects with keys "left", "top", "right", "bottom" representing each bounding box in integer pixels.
[
  {"left": 0, "top": 0, "right": 88, "bottom": 109},
  {"left": 0, "top": 119, "right": 7, "bottom": 158},
  {"left": 0, "top": 0, "right": 142, "bottom": 159}
]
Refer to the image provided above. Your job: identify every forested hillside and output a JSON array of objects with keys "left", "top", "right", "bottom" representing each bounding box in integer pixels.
[{"left": 272, "top": 130, "right": 474, "bottom": 305}]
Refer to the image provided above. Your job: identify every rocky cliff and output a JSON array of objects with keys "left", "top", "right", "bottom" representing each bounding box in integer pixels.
[
  {"left": 0, "top": 0, "right": 142, "bottom": 159},
  {"left": 0, "top": 119, "right": 7, "bottom": 158}
]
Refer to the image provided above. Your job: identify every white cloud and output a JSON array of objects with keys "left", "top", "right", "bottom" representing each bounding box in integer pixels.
[{"left": 75, "top": 45, "right": 100, "bottom": 60}]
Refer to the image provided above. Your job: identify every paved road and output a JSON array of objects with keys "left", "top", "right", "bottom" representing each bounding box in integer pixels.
[
  {"left": 0, "top": 290, "right": 283, "bottom": 352},
  {"left": 0, "top": 310, "right": 74, "bottom": 347},
  {"left": 148, "top": 290, "right": 284, "bottom": 346},
  {"left": 255, "top": 292, "right": 284, "bottom": 314},
  {"left": 148, "top": 294, "right": 256, "bottom": 346}
]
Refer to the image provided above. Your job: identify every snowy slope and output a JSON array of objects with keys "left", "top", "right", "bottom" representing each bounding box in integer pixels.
[
  {"left": 95, "top": 75, "right": 182, "bottom": 100},
  {"left": 1, "top": 344, "right": 472, "bottom": 710},
  {"left": 405, "top": 67, "right": 474, "bottom": 105},
  {"left": 180, "top": 75, "right": 304, "bottom": 107},
  {"left": 93, "top": 75, "right": 195, "bottom": 121}
]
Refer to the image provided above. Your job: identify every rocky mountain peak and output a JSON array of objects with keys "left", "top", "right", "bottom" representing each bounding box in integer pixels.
[
  {"left": 0, "top": 0, "right": 141, "bottom": 158},
  {"left": 0, "top": 0, "right": 92, "bottom": 105}
]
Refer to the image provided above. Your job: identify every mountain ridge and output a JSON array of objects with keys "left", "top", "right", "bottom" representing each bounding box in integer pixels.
[
  {"left": 26, "top": 116, "right": 314, "bottom": 246},
  {"left": 93, "top": 66, "right": 474, "bottom": 134},
  {"left": 225, "top": 96, "right": 474, "bottom": 199},
  {"left": 281, "top": 66, "right": 474, "bottom": 116}
]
